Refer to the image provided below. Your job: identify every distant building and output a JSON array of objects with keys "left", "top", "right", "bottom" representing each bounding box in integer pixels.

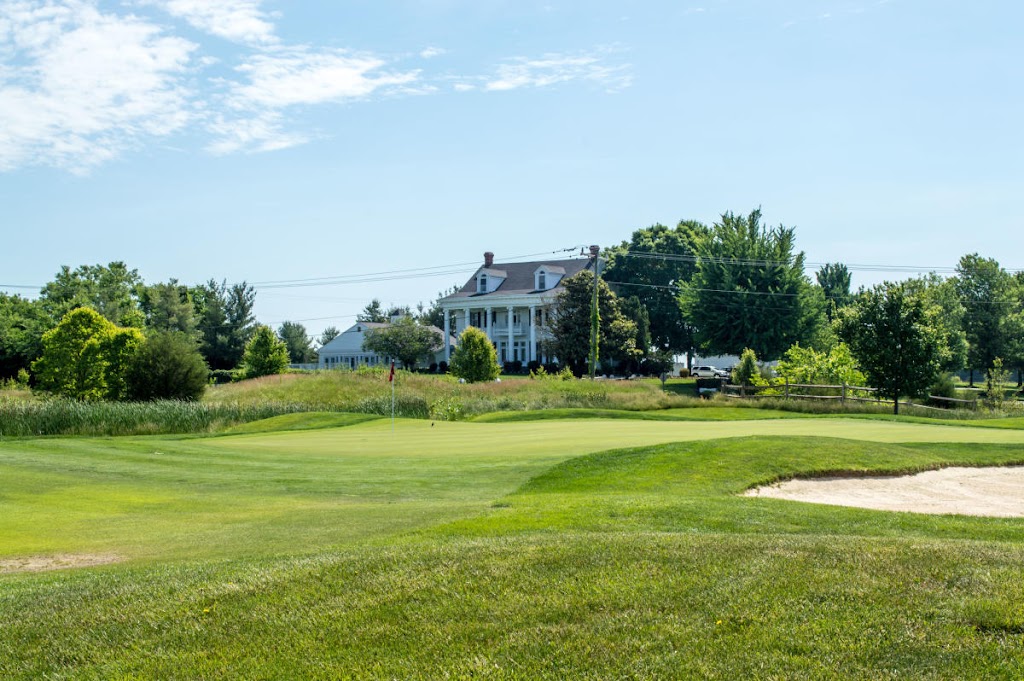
[
  {"left": 318, "top": 320, "right": 451, "bottom": 370},
  {"left": 438, "top": 249, "right": 600, "bottom": 364}
]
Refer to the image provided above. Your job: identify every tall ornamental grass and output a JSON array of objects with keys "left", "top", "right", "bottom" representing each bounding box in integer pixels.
[{"left": 0, "top": 400, "right": 307, "bottom": 437}]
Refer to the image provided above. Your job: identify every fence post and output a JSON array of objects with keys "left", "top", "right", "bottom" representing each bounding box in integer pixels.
[
  {"left": 740, "top": 383, "right": 746, "bottom": 398},
  {"left": 785, "top": 377, "right": 790, "bottom": 400},
  {"left": 841, "top": 382, "right": 847, "bottom": 404}
]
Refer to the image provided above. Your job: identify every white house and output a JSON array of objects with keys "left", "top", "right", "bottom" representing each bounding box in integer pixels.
[
  {"left": 439, "top": 249, "right": 600, "bottom": 364},
  {"left": 318, "top": 321, "right": 451, "bottom": 370}
]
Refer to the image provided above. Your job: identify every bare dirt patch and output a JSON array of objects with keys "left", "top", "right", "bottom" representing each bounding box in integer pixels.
[
  {"left": 745, "top": 466, "right": 1024, "bottom": 517},
  {"left": 0, "top": 553, "right": 123, "bottom": 574}
]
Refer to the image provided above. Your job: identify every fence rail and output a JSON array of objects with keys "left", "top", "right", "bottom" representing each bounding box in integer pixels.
[{"left": 718, "top": 378, "right": 982, "bottom": 411}]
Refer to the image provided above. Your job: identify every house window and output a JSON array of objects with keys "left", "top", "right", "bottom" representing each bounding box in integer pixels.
[
  {"left": 478, "top": 274, "right": 488, "bottom": 293},
  {"left": 538, "top": 272, "right": 546, "bottom": 290}
]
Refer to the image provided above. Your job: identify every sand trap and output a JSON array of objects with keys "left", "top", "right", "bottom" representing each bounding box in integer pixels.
[
  {"left": 0, "top": 553, "right": 122, "bottom": 574},
  {"left": 745, "top": 466, "right": 1024, "bottom": 517}
]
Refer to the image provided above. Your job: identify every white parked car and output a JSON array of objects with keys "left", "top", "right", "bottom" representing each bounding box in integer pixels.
[{"left": 690, "top": 365, "right": 730, "bottom": 379}]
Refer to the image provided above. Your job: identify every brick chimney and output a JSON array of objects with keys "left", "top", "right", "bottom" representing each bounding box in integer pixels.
[{"left": 484, "top": 251, "right": 494, "bottom": 267}]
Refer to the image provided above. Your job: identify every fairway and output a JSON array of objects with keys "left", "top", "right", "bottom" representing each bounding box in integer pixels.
[{"left": 4, "top": 414, "right": 1024, "bottom": 678}]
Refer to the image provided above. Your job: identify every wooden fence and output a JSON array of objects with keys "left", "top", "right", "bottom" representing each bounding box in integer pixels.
[{"left": 718, "top": 379, "right": 981, "bottom": 412}]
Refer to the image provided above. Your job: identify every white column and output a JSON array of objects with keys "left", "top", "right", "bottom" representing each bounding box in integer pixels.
[
  {"left": 485, "top": 307, "right": 492, "bottom": 341},
  {"left": 529, "top": 305, "right": 536, "bottom": 362},
  {"left": 443, "top": 309, "right": 451, "bottom": 361},
  {"left": 507, "top": 306, "right": 515, "bottom": 362},
  {"left": 463, "top": 308, "right": 470, "bottom": 333}
]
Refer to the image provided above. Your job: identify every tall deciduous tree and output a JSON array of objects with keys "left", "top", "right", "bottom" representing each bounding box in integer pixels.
[
  {"left": 362, "top": 316, "right": 441, "bottom": 370},
  {"left": 954, "top": 254, "right": 1013, "bottom": 385},
  {"left": 603, "top": 220, "right": 709, "bottom": 360},
  {"left": 278, "top": 321, "right": 316, "bottom": 364},
  {"left": 241, "top": 325, "right": 290, "bottom": 378},
  {"left": 38, "top": 262, "right": 144, "bottom": 327},
  {"left": 547, "top": 271, "right": 639, "bottom": 376},
  {"left": 680, "top": 209, "right": 824, "bottom": 360},
  {"left": 902, "top": 273, "right": 967, "bottom": 374},
  {"left": 837, "top": 282, "right": 944, "bottom": 415},
  {"left": 0, "top": 293, "right": 49, "bottom": 379},
  {"left": 449, "top": 326, "right": 500, "bottom": 383},
  {"left": 32, "top": 307, "right": 143, "bottom": 401}
]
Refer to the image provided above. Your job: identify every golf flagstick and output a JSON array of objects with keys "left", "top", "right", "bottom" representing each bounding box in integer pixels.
[{"left": 389, "top": 361, "right": 395, "bottom": 432}]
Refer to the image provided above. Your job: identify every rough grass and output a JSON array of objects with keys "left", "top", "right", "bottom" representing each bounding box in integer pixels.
[{"left": 4, "top": 418, "right": 1024, "bottom": 678}]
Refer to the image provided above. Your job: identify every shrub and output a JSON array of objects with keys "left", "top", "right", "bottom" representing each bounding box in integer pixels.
[
  {"left": 678, "top": 368, "right": 690, "bottom": 378},
  {"left": 449, "top": 327, "right": 501, "bottom": 383},
  {"left": 210, "top": 369, "right": 235, "bottom": 385},
  {"left": 438, "top": 361, "right": 448, "bottom": 374},
  {"left": 126, "top": 331, "right": 209, "bottom": 401},
  {"left": 503, "top": 360, "right": 523, "bottom": 375}
]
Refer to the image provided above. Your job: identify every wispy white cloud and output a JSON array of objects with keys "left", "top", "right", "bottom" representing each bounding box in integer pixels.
[
  {"left": 207, "top": 48, "right": 419, "bottom": 152},
  {"left": 0, "top": 2, "right": 632, "bottom": 171},
  {"left": 481, "top": 50, "right": 632, "bottom": 93},
  {"left": 0, "top": 0, "right": 196, "bottom": 172},
  {"left": 147, "top": 0, "right": 276, "bottom": 45}
]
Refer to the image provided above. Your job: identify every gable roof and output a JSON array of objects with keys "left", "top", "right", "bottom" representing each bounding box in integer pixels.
[{"left": 443, "top": 256, "right": 596, "bottom": 301}]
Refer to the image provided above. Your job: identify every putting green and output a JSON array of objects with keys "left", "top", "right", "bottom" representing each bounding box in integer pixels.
[{"left": 3, "top": 416, "right": 1024, "bottom": 564}]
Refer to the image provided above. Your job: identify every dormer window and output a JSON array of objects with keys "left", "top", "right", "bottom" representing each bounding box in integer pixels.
[
  {"left": 478, "top": 273, "right": 488, "bottom": 293},
  {"left": 538, "top": 272, "right": 546, "bottom": 290}
]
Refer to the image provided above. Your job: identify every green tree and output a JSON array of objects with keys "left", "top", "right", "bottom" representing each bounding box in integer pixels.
[
  {"left": 681, "top": 209, "right": 824, "bottom": 360},
  {"left": 139, "top": 280, "right": 198, "bottom": 336},
  {"left": 449, "top": 326, "right": 501, "bottom": 382},
  {"left": 357, "top": 299, "right": 388, "bottom": 323},
  {"left": 617, "top": 296, "right": 651, "bottom": 373},
  {"left": 775, "top": 343, "right": 867, "bottom": 386},
  {"left": 362, "top": 316, "right": 442, "bottom": 370},
  {"left": 953, "top": 254, "right": 1014, "bottom": 386},
  {"left": 604, "top": 220, "right": 709, "bottom": 360},
  {"left": 126, "top": 331, "right": 208, "bottom": 401},
  {"left": 816, "top": 263, "right": 852, "bottom": 321},
  {"left": 836, "top": 282, "right": 944, "bottom": 415},
  {"left": 38, "top": 262, "right": 144, "bottom": 327},
  {"left": 902, "top": 273, "right": 968, "bottom": 374},
  {"left": 732, "top": 348, "right": 761, "bottom": 387},
  {"left": 193, "top": 280, "right": 256, "bottom": 371},
  {"left": 318, "top": 326, "right": 341, "bottom": 347},
  {"left": 0, "top": 293, "right": 50, "bottom": 379},
  {"left": 547, "top": 271, "right": 639, "bottom": 376},
  {"left": 241, "top": 325, "right": 290, "bottom": 379},
  {"left": 278, "top": 321, "right": 316, "bottom": 364},
  {"left": 32, "top": 307, "right": 143, "bottom": 401}
]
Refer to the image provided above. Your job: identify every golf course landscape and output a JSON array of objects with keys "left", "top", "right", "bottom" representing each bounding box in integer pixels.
[{"left": 3, "top": 402, "right": 1024, "bottom": 679}]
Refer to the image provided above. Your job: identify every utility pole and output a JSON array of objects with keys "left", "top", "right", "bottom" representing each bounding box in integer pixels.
[{"left": 588, "top": 244, "right": 600, "bottom": 379}]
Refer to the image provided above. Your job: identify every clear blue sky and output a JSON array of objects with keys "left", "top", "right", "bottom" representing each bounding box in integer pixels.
[{"left": 2, "top": 1, "right": 1021, "bottom": 337}]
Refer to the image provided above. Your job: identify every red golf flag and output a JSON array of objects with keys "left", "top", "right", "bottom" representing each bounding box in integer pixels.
[{"left": 388, "top": 361, "right": 395, "bottom": 382}]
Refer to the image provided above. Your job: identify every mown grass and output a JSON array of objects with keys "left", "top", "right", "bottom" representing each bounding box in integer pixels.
[{"left": 3, "top": 417, "right": 1024, "bottom": 677}]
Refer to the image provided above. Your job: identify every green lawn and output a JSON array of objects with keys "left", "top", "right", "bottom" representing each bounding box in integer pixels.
[{"left": 3, "top": 415, "right": 1024, "bottom": 678}]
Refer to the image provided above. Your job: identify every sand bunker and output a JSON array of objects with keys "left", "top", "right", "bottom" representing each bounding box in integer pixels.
[
  {"left": 0, "top": 553, "right": 122, "bottom": 574},
  {"left": 745, "top": 466, "right": 1024, "bottom": 517}
]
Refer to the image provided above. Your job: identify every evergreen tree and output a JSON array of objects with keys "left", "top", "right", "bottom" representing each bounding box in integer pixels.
[
  {"left": 241, "top": 325, "right": 290, "bottom": 378},
  {"left": 449, "top": 326, "right": 500, "bottom": 382}
]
